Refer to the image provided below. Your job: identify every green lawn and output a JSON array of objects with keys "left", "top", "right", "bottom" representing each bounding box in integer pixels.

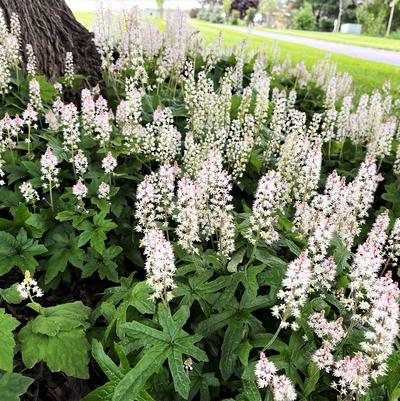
[
  {"left": 73, "top": 11, "right": 400, "bottom": 95},
  {"left": 257, "top": 27, "right": 400, "bottom": 52},
  {"left": 192, "top": 20, "right": 400, "bottom": 95},
  {"left": 75, "top": 11, "right": 95, "bottom": 28}
]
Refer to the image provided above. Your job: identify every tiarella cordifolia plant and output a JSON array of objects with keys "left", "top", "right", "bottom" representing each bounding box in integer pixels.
[{"left": 0, "top": 6, "right": 399, "bottom": 401}]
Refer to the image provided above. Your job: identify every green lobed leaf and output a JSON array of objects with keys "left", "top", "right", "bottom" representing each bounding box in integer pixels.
[
  {"left": 112, "top": 343, "right": 169, "bottom": 401},
  {"left": 219, "top": 319, "right": 243, "bottom": 381},
  {"left": 18, "top": 302, "right": 91, "bottom": 379},
  {"left": 168, "top": 346, "right": 190, "bottom": 399},
  {"left": 0, "top": 309, "right": 19, "bottom": 372},
  {"left": 0, "top": 372, "right": 34, "bottom": 401}
]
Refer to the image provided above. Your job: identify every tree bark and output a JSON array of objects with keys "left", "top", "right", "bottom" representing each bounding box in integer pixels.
[
  {"left": 386, "top": 0, "right": 397, "bottom": 37},
  {"left": 335, "top": 0, "right": 343, "bottom": 33},
  {"left": 0, "top": 0, "right": 101, "bottom": 83}
]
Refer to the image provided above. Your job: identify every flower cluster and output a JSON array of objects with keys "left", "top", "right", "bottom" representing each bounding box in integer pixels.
[
  {"left": 19, "top": 181, "right": 40, "bottom": 204},
  {"left": 295, "top": 155, "right": 382, "bottom": 250},
  {"left": 135, "top": 150, "right": 235, "bottom": 258},
  {"left": 0, "top": 9, "right": 21, "bottom": 94},
  {"left": 141, "top": 228, "right": 176, "bottom": 301},
  {"left": 29, "top": 78, "right": 43, "bottom": 111},
  {"left": 26, "top": 44, "right": 37, "bottom": 76},
  {"left": 16, "top": 271, "right": 43, "bottom": 300},
  {"left": 246, "top": 170, "right": 289, "bottom": 245},
  {"left": 272, "top": 252, "right": 312, "bottom": 329},
  {"left": 255, "top": 353, "right": 297, "bottom": 401},
  {"left": 72, "top": 179, "right": 88, "bottom": 201},
  {"left": 40, "top": 147, "right": 59, "bottom": 189},
  {"left": 64, "top": 51, "right": 74, "bottom": 87},
  {"left": 102, "top": 152, "right": 117, "bottom": 174},
  {"left": 97, "top": 182, "right": 110, "bottom": 200}
]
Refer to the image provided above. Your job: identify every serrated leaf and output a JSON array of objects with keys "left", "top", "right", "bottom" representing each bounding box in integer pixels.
[
  {"left": 113, "top": 343, "right": 169, "bottom": 401},
  {"left": 121, "top": 321, "right": 169, "bottom": 343},
  {"left": 303, "top": 362, "right": 320, "bottom": 397},
  {"left": 387, "top": 351, "right": 400, "bottom": 401},
  {"left": 0, "top": 372, "right": 34, "bottom": 401},
  {"left": 238, "top": 341, "right": 252, "bottom": 367},
  {"left": 174, "top": 336, "right": 208, "bottom": 362},
  {"left": 219, "top": 319, "right": 243, "bottom": 380},
  {"left": 45, "top": 232, "right": 85, "bottom": 284},
  {"left": 227, "top": 247, "right": 246, "bottom": 273},
  {"left": 92, "top": 340, "right": 124, "bottom": 382},
  {"left": 18, "top": 302, "right": 91, "bottom": 379},
  {"left": 0, "top": 284, "right": 23, "bottom": 304},
  {"left": 242, "top": 381, "right": 261, "bottom": 401},
  {"left": 82, "top": 382, "right": 117, "bottom": 401},
  {"left": 0, "top": 309, "right": 19, "bottom": 372},
  {"left": 127, "top": 282, "right": 155, "bottom": 314},
  {"left": 168, "top": 346, "right": 190, "bottom": 399},
  {"left": 196, "top": 310, "right": 236, "bottom": 336}
]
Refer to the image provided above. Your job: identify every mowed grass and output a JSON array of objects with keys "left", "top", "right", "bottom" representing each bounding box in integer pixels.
[
  {"left": 75, "top": 11, "right": 95, "bottom": 29},
  {"left": 192, "top": 20, "right": 400, "bottom": 95},
  {"left": 257, "top": 27, "right": 400, "bottom": 52},
  {"left": 73, "top": 11, "right": 400, "bottom": 95}
]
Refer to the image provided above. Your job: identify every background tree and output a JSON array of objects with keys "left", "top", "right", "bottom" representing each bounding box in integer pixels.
[
  {"left": 223, "top": 0, "right": 233, "bottom": 19},
  {"left": 294, "top": 1, "right": 316, "bottom": 30},
  {"left": 386, "top": 0, "right": 398, "bottom": 36},
  {"left": 334, "top": 0, "right": 352, "bottom": 32},
  {"left": 356, "top": 0, "right": 399, "bottom": 35},
  {"left": 0, "top": 0, "right": 101, "bottom": 82},
  {"left": 156, "top": 0, "right": 165, "bottom": 19},
  {"left": 259, "top": 0, "right": 279, "bottom": 26},
  {"left": 231, "top": 0, "right": 260, "bottom": 18}
]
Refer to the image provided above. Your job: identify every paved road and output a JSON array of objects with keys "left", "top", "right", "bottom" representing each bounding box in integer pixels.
[{"left": 212, "top": 24, "right": 400, "bottom": 67}]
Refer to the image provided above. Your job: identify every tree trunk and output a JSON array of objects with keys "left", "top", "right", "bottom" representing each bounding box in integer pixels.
[
  {"left": 335, "top": 0, "right": 343, "bottom": 33},
  {"left": 0, "top": 0, "right": 101, "bottom": 83},
  {"left": 386, "top": 0, "right": 397, "bottom": 37}
]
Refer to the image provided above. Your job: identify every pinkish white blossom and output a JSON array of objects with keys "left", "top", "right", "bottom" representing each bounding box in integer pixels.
[
  {"left": 361, "top": 272, "right": 399, "bottom": 377},
  {"left": 312, "top": 345, "right": 335, "bottom": 372},
  {"left": 386, "top": 217, "right": 400, "bottom": 267},
  {"left": 40, "top": 147, "right": 59, "bottom": 189},
  {"left": 19, "top": 182, "right": 40, "bottom": 204},
  {"left": 272, "top": 252, "right": 312, "bottom": 328},
  {"left": 72, "top": 179, "right": 88, "bottom": 200},
  {"left": 141, "top": 228, "right": 176, "bottom": 302},
  {"left": 255, "top": 353, "right": 297, "bottom": 400},
  {"left": 73, "top": 150, "right": 88, "bottom": 177},
  {"left": 309, "top": 311, "right": 344, "bottom": 348},
  {"left": 255, "top": 352, "right": 277, "bottom": 388},
  {"left": 81, "top": 89, "right": 96, "bottom": 134},
  {"left": 29, "top": 78, "right": 43, "bottom": 111},
  {"left": 64, "top": 51, "right": 74, "bottom": 87},
  {"left": 175, "top": 174, "right": 200, "bottom": 253},
  {"left": 135, "top": 161, "right": 180, "bottom": 233},
  {"left": 102, "top": 152, "right": 117, "bottom": 174},
  {"left": 333, "top": 353, "right": 370, "bottom": 396},
  {"left": 97, "top": 182, "right": 110, "bottom": 200},
  {"left": 22, "top": 104, "right": 38, "bottom": 126},
  {"left": 347, "top": 211, "right": 389, "bottom": 312},
  {"left": 247, "top": 170, "right": 288, "bottom": 245},
  {"left": 60, "top": 103, "right": 80, "bottom": 159}
]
